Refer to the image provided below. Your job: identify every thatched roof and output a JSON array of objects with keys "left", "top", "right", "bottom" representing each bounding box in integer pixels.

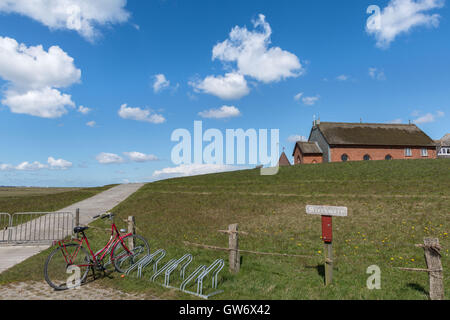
[
  {"left": 314, "top": 122, "right": 435, "bottom": 147},
  {"left": 436, "top": 134, "right": 450, "bottom": 146},
  {"left": 293, "top": 141, "right": 323, "bottom": 155}
]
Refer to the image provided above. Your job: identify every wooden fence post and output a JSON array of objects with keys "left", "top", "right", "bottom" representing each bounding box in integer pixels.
[
  {"left": 229, "top": 223, "right": 240, "bottom": 273},
  {"left": 324, "top": 242, "right": 333, "bottom": 286},
  {"left": 75, "top": 208, "right": 80, "bottom": 227},
  {"left": 423, "top": 238, "right": 444, "bottom": 300},
  {"left": 128, "top": 216, "right": 135, "bottom": 250}
]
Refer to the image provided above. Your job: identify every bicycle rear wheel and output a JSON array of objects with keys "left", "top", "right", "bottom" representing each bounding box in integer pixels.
[
  {"left": 44, "top": 244, "right": 91, "bottom": 290},
  {"left": 111, "top": 234, "right": 150, "bottom": 273}
]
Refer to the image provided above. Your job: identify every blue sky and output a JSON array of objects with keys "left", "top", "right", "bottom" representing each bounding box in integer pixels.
[{"left": 0, "top": 0, "right": 449, "bottom": 187}]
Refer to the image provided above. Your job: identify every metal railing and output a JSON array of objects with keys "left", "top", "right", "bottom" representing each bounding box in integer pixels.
[
  {"left": 0, "top": 212, "right": 75, "bottom": 244},
  {"left": 0, "top": 213, "right": 11, "bottom": 243}
]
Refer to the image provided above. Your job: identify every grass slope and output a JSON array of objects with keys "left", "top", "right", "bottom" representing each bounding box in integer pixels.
[{"left": 1, "top": 160, "right": 449, "bottom": 300}]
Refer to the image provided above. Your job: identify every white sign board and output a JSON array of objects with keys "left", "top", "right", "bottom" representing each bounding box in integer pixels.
[{"left": 306, "top": 205, "right": 348, "bottom": 217}]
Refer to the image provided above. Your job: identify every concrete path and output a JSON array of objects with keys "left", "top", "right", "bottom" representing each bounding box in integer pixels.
[{"left": 0, "top": 183, "right": 144, "bottom": 274}]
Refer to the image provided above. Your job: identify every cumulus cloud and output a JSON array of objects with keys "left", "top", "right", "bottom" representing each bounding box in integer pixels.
[
  {"left": 287, "top": 135, "right": 307, "bottom": 143},
  {"left": 118, "top": 104, "right": 166, "bottom": 124},
  {"left": 123, "top": 152, "right": 159, "bottom": 162},
  {"left": 0, "top": 36, "right": 80, "bottom": 118},
  {"left": 413, "top": 110, "right": 445, "bottom": 124},
  {"left": 2, "top": 87, "right": 75, "bottom": 118},
  {"left": 190, "top": 72, "right": 250, "bottom": 100},
  {"left": 96, "top": 152, "right": 124, "bottom": 164},
  {"left": 294, "top": 92, "right": 320, "bottom": 106},
  {"left": 0, "top": 157, "right": 72, "bottom": 171},
  {"left": 212, "top": 14, "right": 302, "bottom": 83},
  {"left": 153, "top": 74, "right": 170, "bottom": 93},
  {"left": 152, "top": 163, "right": 245, "bottom": 180},
  {"left": 366, "top": 0, "right": 445, "bottom": 48},
  {"left": 198, "top": 105, "right": 241, "bottom": 119},
  {"left": 0, "top": 0, "right": 130, "bottom": 41},
  {"left": 86, "top": 120, "right": 96, "bottom": 127},
  {"left": 47, "top": 157, "right": 72, "bottom": 170}
]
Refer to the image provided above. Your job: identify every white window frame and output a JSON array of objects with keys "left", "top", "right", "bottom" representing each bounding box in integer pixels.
[
  {"left": 405, "top": 148, "right": 412, "bottom": 157},
  {"left": 421, "top": 148, "right": 428, "bottom": 157}
]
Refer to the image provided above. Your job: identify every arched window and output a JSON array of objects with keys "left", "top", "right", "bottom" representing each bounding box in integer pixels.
[
  {"left": 385, "top": 154, "right": 392, "bottom": 160},
  {"left": 363, "top": 154, "right": 371, "bottom": 161},
  {"left": 341, "top": 154, "right": 349, "bottom": 162}
]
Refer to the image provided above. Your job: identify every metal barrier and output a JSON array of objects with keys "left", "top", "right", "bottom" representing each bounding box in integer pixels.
[
  {"left": 4, "top": 212, "right": 75, "bottom": 244},
  {"left": 0, "top": 213, "right": 11, "bottom": 243}
]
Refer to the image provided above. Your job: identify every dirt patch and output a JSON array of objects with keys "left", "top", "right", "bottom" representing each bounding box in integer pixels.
[{"left": 0, "top": 280, "right": 156, "bottom": 300}]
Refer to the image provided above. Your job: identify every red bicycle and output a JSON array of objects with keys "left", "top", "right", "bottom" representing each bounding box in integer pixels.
[{"left": 44, "top": 212, "right": 149, "bottom": 290}]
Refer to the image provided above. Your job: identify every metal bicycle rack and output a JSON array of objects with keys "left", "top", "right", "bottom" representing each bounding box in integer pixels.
[{"left": 122, "top": 248, "right": 225, "bottom": 299}]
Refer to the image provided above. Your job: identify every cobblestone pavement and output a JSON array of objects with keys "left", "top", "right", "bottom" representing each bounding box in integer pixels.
[{"left": 0, "top": 280, "right": 155, "bottom": 300}]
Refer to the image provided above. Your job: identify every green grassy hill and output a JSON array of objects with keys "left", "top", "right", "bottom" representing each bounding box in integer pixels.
[{"left": 1, "top": 159, "right": 448, "bottom": 299}]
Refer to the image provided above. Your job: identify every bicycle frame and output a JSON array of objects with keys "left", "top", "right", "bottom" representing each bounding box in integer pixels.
[{"left": 56, "top": 221, "right": 133, "bottom": 268}]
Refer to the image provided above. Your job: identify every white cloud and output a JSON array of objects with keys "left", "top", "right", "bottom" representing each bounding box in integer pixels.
[
  {"left": 2, "top": 87, "right": 75, "bottom": 118},
  {"left": 294, "top": 92, "right": 303, "bottom": 101},
  {"left": 287, "top": 135, "right": 307, "bottom": 143},
  {"left": 212, "top": 14, "right": 302, "bottom": 83},
  {"left": 366, "top": 0, "right": 445, "bottom": 49},
  {"left": 336, "top": 74, "right": 349, "bottom": 81},
  {"left": 369, "top": 67, "right": 386, "bottom": 80},
  {"left": 78, "top": 105, "right": 91, "bottom": 114},
  {"left": 190, "top": 72, "right": 250, "bottom": 100},
  {"left": 96, "top": 152, "right": 124, "bottom": 164},
  {"left": 302, "top": 96, "right": 320, "bottom": 106},
  {"left": 0, "top": 0, "right": 130, "bottom": 41},
  {"left": 48, "top": 157, "right": 72, "bottom": 170},
  {"left": 0, "top": 36, "right": 80, "bottom": 118},
  {"left": 152, "top": 163, "right": 245, "bottom": 179},
  {"left": 123, "top": 152, "right": 159, "bottom": 162},
  {"left": 0, "top": 157, "right": 72, "bottom": 171},
  {"left": 294, "top": 92, "right": 319, "bottom": 106},
  {"left": 15, "top": 161, "right": 47, "bottom": 171},
  {"left": 86, "top": 121, "right": 96, "bottom": 127},
  {"left": 153, "top": 74, "right": 170, "bottom": 93},
  {"left": 413, "top": 110, "right": 445, "bottom": 124},
  {"left": 198, "top": 105, "right": 241, "bottom": 119},
  {"left": 118, "top": 104, "right": 166, "bottom": 124}
]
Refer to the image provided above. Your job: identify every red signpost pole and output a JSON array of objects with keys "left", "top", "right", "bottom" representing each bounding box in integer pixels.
[
  {"left": 321, "top": 215, "right": 333, "bottom": 285},
  {"left": 306, "top": 205, "right": 347, "bottom": 286}
]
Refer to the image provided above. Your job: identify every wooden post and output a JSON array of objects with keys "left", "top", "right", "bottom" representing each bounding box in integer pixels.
[
  {"left": 128, "top": 216, "right": 135, "bottom": 250},
  {"left": 324, "top": 242, "right": 333, "bottom": 286},
  {"left": 75, "top": 208, "right": 80, "bottom": 227},
  {"left": 229, "top": 223, "right": 240, "bottom": 273},
  {"left": 423, "top": 238, "right": 444, "bottom": 300}
]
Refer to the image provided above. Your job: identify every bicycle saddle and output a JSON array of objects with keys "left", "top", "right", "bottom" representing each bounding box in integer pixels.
[{"left": 73, "top": 226, "right": 89, "bottom": 233}]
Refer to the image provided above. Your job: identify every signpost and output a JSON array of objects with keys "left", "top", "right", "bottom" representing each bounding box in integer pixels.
[{"left": 306, "top": 205, "right": 348, "bottom": 286}]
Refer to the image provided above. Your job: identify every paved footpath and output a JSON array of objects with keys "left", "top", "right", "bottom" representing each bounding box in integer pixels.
[{"left": 0, "top": 183, "right": 144, "bottom": 274}]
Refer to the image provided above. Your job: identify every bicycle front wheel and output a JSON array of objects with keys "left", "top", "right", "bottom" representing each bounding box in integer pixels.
[
  {"left": 44, "top": 244, "right": 91, "bottom": 290},
  {"left": 112, "top": 234, "right": 150, "bottom": 273}
]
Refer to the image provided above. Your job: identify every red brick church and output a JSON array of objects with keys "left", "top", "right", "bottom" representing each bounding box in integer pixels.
[{"left": 293, "top": 120, "right": 437, "bottom": 164}]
